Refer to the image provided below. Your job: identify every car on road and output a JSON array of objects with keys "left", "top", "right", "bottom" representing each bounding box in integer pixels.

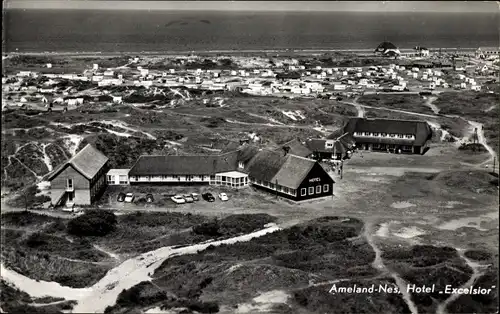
[
  {"left": 171, "top": 195, "right": 186, "bottom": 204},
  {"left": 124, "top": 193, "right": 135, "bottom": 203},
  {"left": 117, "top": 192, "right": 126, "bottom": 202},
  {"left": 218, "top": 192, "right": 229, "bottom": 201},
  {"left": 183, "top": 194, "right": 194, "bottom": 203},
  {"left": 202, "top": 192, "right": 215, "bottom": 202},
  {"left": 191, "top": 193, "right": 199, "bottom": 201}
]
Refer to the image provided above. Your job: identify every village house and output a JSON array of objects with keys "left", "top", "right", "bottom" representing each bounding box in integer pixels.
[
  {"left": 343, "top": 118, "right": 432, "bottom": 154},
  {"left": 127, "top": 146, "right": 334, "bottom": 201},
  {"left": 48, "top": 144, "right": 109, "bottom": 207},
  {"left": 306, "top": 132, "right": 357, "bottom": 161}
]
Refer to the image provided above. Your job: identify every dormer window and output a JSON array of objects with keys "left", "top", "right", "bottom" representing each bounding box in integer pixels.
[
  {"left": 381, "top": 133, "right": 387, "bottom": 137},
  {"left": 373, "top": 132, "right": 379, "bottom": 137},
  {"left": 406, "top": 134, "right": 413, "bottom": 139},
  {"left": 398, "top": 134, "right": 404, "bottom": 138},
  {"left": 238, "top": 161, "right": 244, "bottom": 169},
  {"left": 389, "top": 134, "right": 396, "bottom": 138},
  {"left": 326, "top": 143, "right": 333, "bottom": 148},
  {"left": 364, "top": 132, "right": 370, "bottom": 136}
]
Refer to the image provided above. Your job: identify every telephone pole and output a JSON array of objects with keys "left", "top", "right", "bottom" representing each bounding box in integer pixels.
[{"left": 275, "top": 179, "right": 278, "bottom": 199}]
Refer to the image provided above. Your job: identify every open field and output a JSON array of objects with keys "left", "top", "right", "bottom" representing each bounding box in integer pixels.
[
  {"left": 0, "top": 210, "right": 278, "bottom": 289},
  {"left": 433, "top": 91, "right": 499, "bottom": 155},
  {"left": 358, "top": 94, "right": 434, "bottom": 115}
]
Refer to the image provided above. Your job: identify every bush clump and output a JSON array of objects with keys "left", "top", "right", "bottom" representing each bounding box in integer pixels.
[{"left": 67, "top": 210, "right": 117, "bottom": 237}]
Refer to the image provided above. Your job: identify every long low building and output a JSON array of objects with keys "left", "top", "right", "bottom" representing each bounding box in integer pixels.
[
  {"left": 127, "top": 146, "right": 334, "bottom": 201},
  {"left": 343, "top": 118, "right": 432, "bottom": 154}
]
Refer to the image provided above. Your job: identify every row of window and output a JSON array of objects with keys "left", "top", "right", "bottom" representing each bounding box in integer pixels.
[
  {"left": 372, "top": 144, "right": 413, "bottom": 150},
  {"left": 129, "top": 175, "right": 249, "bottom": 182},
  {"left": 251, "top": 179, "right": 297, "bottom": 196},
  {"left": 300, "top": 184, "right": 329, "bottom": 196},
  {"left": 107, "top": 175, "right": 129, "bottom": 184},
  {"left": 354, "top": 132, "right": 414, "bottom": 139}
]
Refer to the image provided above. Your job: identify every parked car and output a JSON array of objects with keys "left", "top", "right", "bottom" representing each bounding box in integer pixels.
[
  {"left": 117, "top": 192, "right": 126, "bottom": 202},
  {"left": 191, "top": 193, "right": 199, "bottom": 201},
  {"left": 124, "top": 193, "right": 135, "bottom": 203},
  {"left": 218, "top": 192, "right": 229, "bottom": 201},
  {"left": 202, "top": 193, "right": 215, "bottom": 202},
  {"left": 145, "top": 193, "right": 154, "bottom": 203},
  {"left": 183, "top": 194, "right": 194, "bottom": 203},
  {"left": 171, "top": 195, "right": 186, "bottom": 204}
]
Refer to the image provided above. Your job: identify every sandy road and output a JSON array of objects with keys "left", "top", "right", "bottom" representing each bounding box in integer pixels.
[
  {"left": 364, "top": 221, "right": 419, "bottom": 314},
  {"left": 435, "top": 250, "right": 491, "bottom": 314},
  {"left": 467, "top": 120, "right": 498, "bottom": 163},
  {"left": 339, "top": 100, "right": 439, "bottom": 119},
  {"left": 0, "top": 223, "right": 281, "bottom": 313},
  {"left": 340, "top": 98, "right": 365, "bottom": 118}
]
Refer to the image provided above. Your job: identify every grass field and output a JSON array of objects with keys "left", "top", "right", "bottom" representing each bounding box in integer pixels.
[
  {"left": 433, "top": 91, "right": 499, "bottom": 155},
  {"left": 0, "top": 211, "right": 278, "bottom": 288},
  {"left": 358, "top": 94, "right": 433, "bottom": 115}
]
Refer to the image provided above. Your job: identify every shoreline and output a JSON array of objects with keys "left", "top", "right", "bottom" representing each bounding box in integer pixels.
[{"left": 2, "top": 47, "right": 484, "bottom": 57}]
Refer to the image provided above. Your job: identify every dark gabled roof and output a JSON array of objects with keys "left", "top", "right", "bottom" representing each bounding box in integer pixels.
[
  {"left": 279, "top": 139, "right": 312, "bottom": 158},
  {"left": 237, "top": 145, "right": 261, "bottom": 164},
  {"left": 220, "top": 141, "right": 241, "bottom": 153},
  {"left": 48, "top": 144, "right": 108, "bottom": 181},
  {"left": 272, "top": 155, "right": 317, "bottom": 189},
  {"left": 244, "top": 150, "right": 317, "bottom": 189},
  {"left": 305, "top": 139, "right": 349, "bottom": 155},
  {"left": 128, "top": 151, "right": 239, "bottom": 176},
  {"left": 244, "top": 150, "right": 287, "bottom": 183},
  {"left": 343, "top": 118, "right": 432, "bottom": 146},
  {"left": 326, "top": 130, "right": 356, "bottom": 148},
  {"left": 337, "top": 133, "right": 356, "bottom": 148}
]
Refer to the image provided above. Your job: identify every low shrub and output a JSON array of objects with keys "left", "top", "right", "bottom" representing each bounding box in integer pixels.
[
  {"left": 464, "top": 250, "right": 493, "bottom": 261},
  {"left": 67, "top": 210, "right": 117, "bottom": 237},
  {"left": 193, "top": 221, "right": 222, "bottom": 237}
]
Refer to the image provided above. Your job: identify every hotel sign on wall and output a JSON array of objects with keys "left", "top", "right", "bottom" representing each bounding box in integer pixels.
[{"left": 309, "top": 177, "right": 321, "bottom": 183}]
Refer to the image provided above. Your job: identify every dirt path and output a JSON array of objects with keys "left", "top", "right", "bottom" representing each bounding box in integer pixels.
[
  {"left": 467, "top": 120, "right": 497, "bottom": 164},
  {"left": 93, "top": 244, "right": 121, "bottom": 262},
  {"left": 340, "top": 101, "right": 438, "bottom": 119},
  {"left": 0, "top": 264, "right": 91, "bottom": 300},
  {"left": 71, "top": 223, "right": 281, "bottom": 313},
  {"left": 423, "top": 96, "right": 440, "bottom": 114},
  {"left": 166, "top": 109, "right": 323, "bottom": 131},
  {"left": 364, "top": 221, "right": 419, "bottom": 314},
  {"left": 341, "top": 98, "right": 365, "bottom": 118},
  {"left": 435, "top": 250, "right": 490, "bottom": 314},
  {"left": 1, "top": 224, "right": 281, "bottom": 312}
]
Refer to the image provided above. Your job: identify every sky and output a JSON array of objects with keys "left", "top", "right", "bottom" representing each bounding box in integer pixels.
[{"left": 3, "top": 1, "right": 499, "bottom": 12}]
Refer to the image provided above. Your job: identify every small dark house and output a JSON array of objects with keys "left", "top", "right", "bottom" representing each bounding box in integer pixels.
[
  {"left": 246, "top": 150, "right": 334, "bottom": 201},
  {"left": 48, "top": 144, "right": 109, "bottom": 206}
]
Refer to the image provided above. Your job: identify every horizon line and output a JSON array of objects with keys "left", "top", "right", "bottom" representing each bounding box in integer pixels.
[
  {"left": 3, "top": 8, "right": 497, "bottom": 13},
  {"left": 3, "top": 1, "right": 498, "bottom": 13}
]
